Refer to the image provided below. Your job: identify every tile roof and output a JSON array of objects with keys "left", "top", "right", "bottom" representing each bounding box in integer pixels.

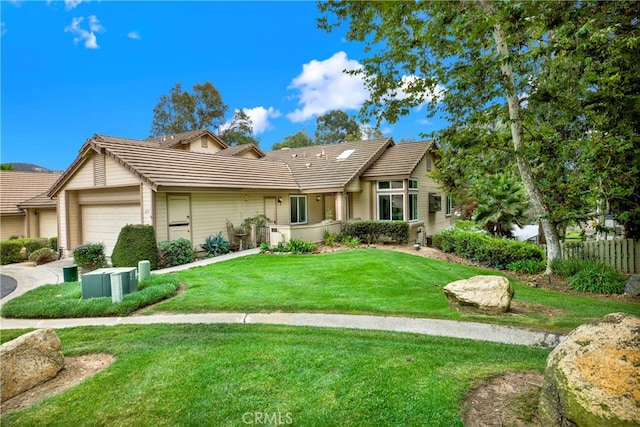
[
  {"left": 18, "top": 191, "right": 57, "bottom": 208},
  {"left": 361, "top": 140, "right": 434, "bottom": 178},
  {"left": 217, "top": 143, "right": 266, "bottom": 158},
  {"left": 263, "top": 139, "right": 393, "bottom": 191},
  {"left": 145, "top": 129, "right": 229, "bottom": 149},
  {"left": 0, "top": 171, "right": 61, "bottom": 215},
  {"left": 89, "top": 138, "right": 299, "bottom": 191}
]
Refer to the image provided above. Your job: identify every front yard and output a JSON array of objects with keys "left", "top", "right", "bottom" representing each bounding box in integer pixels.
[{"left": 0, "top": 324, "right": 549, "bottom": 426}]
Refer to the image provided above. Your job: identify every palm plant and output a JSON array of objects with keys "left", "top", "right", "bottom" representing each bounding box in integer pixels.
[{"left": 471, "top": 173, "right": 530, "bottom": 237}]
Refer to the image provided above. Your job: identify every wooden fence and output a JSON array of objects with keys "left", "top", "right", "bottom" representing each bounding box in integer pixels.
[{"left": 541, "top": 239, "right": 640, "bottom": 274}]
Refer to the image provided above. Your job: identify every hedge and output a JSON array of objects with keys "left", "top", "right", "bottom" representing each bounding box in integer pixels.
[
  {"left": 0, "top": 240, "right": 24, "bottom": 265},
  {"left": 157, "top": 238, "right": 194, "bottom": 269},
  {"left": 433, "top": 228, "right": 543, "bottom": 269},
  {"left": 73, "top": 243, "right": 108, "bottom": 271},
  {"left": 342, "top": 220, "right": 409, "bottom": 244},
  {"left": 28, "top": 247, "right": 58, "bottom": 265},
  {"left": 111, "top": 224, "right": 159, "bottom": 270},
  {"left": 24, "top": 238, "right": 50, "bottom": 258}
]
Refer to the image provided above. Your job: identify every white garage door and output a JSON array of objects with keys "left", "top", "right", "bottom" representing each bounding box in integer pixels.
[
  {"left": 39, "top": 210, "right": 58, "bottom": 238},
  {"left": 82, "top": 205, "right": 140, "bottom": 256}
]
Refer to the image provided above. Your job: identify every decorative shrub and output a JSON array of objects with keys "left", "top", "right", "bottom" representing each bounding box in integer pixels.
[
  {"left": 111, "top": 224, "right": 159, "bottom": 270},
  {"left": 342, "top": 235, "right": 361, "bottom": 248},
  {"left": 157, "top": 238, "right": 194, "bottom": 269},
  {"left": 23, "top": 238, "right": 49, "bottom": 257},
  {"left": 322, "top": 230, "right": 342, "bottom": 247},
  {"left": 73, "top": 243, "right": 108, "bottom": 271},
  {"left": 551, "top": 258, "right": 589, "bottom": 277},
  {"left": 264, "top": 238, "right": 316, "bottom": 254},
  {"left": 28, "top": 247, "right": 58, "bottom": 265},
  {"left": 342, "top": 220, "right": 409, "bottom": 244},
  {"left": 259, "top": 241, "right": 271, "bottom": 253},
  {"left": 201, "top": 232, "right": 230, "bottom": 257},
  {"left": 568, "top": 261, "right": 626, "bottom": 294},
  {"left": 434, "top": 228, "right": 543, "bottom": 269},
  {"left": 0, "top": 240, "right": 24, "bottom": 265},
  {"left": 507, "top": 259, "right": 545, "bottom": 274},
  {"left": 49, "top": 237, "right": 58, "bottom": 252}
]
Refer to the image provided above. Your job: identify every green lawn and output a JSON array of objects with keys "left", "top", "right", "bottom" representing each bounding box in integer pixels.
[
  {"left": 147, "top": 249, "right": 639, "bottom": 332},
  {"left": 1, "top": 275, "right": 179, "bottom": 318},
  {"left": 0, "top": 324, "right": 549, "bottom": 426}
]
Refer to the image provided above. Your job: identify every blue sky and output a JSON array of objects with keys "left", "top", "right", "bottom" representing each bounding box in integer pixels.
[{"left": 1, "top": 1, "right": 446, "bottom": 171}]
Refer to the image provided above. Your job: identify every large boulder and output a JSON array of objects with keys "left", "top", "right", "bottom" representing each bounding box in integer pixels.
[
  {"left": 538, "top": 312, "right": 640, "bottom": 427},
  {"left": 0, "top": 328, "right": 65, "bottom": 402},
  {"left": 625, "top": 275, "right": 640, "bottom": 296},
  {"left": 443, "top": 275, "right": 514, "bottom": 313}
]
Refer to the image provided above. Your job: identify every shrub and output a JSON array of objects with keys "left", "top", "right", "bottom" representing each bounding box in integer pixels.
[
  {"left": 434, "top": 228, "right": 543, "bottom": 269},
  {"left": 265, "top": 239, "right": 316, "bottom": 254},
  {"left": 111, "top": 225, "right": 158, "bottom": 270},
  {"left": 551, "top": 258, "right": 588, "bottom": 277},
  {"left": 288, "top": 238, "right": 316, "bottom": 254},
  {"left": 568, "top": 261, "right": 626, "bottom": 294},
  {"left": 259, "top": 241, "right": 271, "bottom": 253},
  {"left": 49, "top": 237, "right": 58, "bottom": 252},
  {"left": 507, "top": 259, "right": 545, "bottom": 274},
  {"left": 28, "top": 247, "right": 58, "bottom": 265},
  {"left": 23, "top": 238, "right": 49, "bottom": 257},
  {"left": 73, "top": 243, "right": 108, "bottom": 271},
  {"left": 342, "top": 220, "right": 409, "bottom": 244},
  {"left": 322, "top": 230, "right": 342, "bottom": 246},
  {"left": 157, "top": 238, "right": 194, "bottom": 268},
  {"left": 343, "top": 235, "right": 361, "bottom": 248},
  {"left": 0, "top": 240, "right": 24, "bottom": 265},
  {"left": 201, "top": 232, "right": 230, "bottom": 257}
]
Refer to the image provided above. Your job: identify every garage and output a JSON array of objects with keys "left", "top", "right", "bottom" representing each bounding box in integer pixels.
[
  {"left": 38, "top": 210, "right": 58, "bottom": 238},
  {"left": 81, "top": 204, "right": 141, "bottom": 255}
]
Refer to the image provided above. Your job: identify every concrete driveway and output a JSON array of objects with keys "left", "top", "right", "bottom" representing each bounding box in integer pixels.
[{"left": 0, "top": 258, "right": 75, "bottom": 307}]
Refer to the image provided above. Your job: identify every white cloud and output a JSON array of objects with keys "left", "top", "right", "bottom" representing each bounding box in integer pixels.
[
  {"left": 286, "top": 51, "right": 369, "bottom": 123},
  {"left": 393, "top": 75, "right": 444, "bottom": 110},
  {"left": 65, "top": 0, "right": 85, "bottom": 10},
  {"left": 64, "top": 15, "right": 104, "bottom": 49},
  {"left": 243, "top": 107, "right": 281, "bottom": 134},
  {"left": 127, "top": 30, "right": 140, "bottom": 40}
]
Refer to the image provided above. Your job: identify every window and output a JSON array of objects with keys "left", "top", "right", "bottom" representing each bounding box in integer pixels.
[
  {"left": 409, "top": 194, "right": 418, "bottom": 221},
  {"left": 409, "top": 179, "right": 418, "bottom": 189},
  {"left": 378, "top": 194, "right": 404, "bottom": 220},
  {"left": 378, "top": 180, "right": 404, "bottom": 190},
  {"left": 201, "top": 138, "right": 208, "bottom": 148},
  {"left": 446, "top": 196, "right": 453, "bottom": 216},
  {"left": 429, "top": 193, "right": 442, "bottom": 213},
  {"left": 290, "top": 195, "right": 307, "bottom": 224}
]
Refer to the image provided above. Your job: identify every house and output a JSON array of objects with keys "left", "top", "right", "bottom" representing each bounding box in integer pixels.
[
  {"left": 48, "top": 129, "right": 453, "bottom": 256},
  {"left": 0, "top": 171, "right": 62, "bottom": 240}
]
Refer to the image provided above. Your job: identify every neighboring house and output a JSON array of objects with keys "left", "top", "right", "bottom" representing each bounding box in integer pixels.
[
  {"left": 48, "top": 129, "right": 453, "bottom": 256},
  {"left": 0, "top": 171, "right": 62, "bottom": 240}
]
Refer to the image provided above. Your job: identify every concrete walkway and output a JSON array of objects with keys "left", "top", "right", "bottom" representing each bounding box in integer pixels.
[
  {"left": 0, "top": 311, "right": 566, "bottom": 348},
  {"left": 0, "top": 248, "right": 566, "bottom": 348}
]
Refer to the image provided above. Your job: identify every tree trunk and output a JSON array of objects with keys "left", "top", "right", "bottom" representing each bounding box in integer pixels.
[{"left": 491, "top": 21, "right": 562, "bottom": 274}]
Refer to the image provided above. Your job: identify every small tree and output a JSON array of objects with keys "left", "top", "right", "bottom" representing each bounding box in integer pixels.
[
  {"left": 315, "top": 110, "right": 362, "bottom": 145},
  {"left": 471, "top": 174, "right": 529, "bottom": 237}
]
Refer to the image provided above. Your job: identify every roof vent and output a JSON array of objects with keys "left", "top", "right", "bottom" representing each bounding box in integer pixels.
[
  {"left": 292, "top": 154, "right": 298, "bottom": 159},
  {"left": 336, "top": 149, "right": 355, "bottom": 161},
  {"left": 305, "top": 163, "right": 311, "bottom": 168}
]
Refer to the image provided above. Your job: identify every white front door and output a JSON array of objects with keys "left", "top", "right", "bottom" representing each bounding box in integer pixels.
[{"left": 168, "top": 195, "right": 191, "bottom": 242}]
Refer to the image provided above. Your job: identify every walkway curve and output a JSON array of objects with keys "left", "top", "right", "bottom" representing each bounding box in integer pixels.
[{"left": 0, "top": 312, "right": 566, "bottom": 348}]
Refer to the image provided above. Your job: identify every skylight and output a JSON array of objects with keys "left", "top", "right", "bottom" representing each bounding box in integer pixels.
[{"left": 336, "top": 149, "right": 355, "bottom": 160}]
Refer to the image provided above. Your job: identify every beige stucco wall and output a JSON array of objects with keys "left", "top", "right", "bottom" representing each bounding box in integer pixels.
[
  {"left": 187, "top": 136, "right": 224, "bottom": 154},
  {"left": 24, "top": 208, "right": 57, "bottom": 238},
  {"left": 351, "top": 181, "right": 374, "bottom": 220},
  {"left": 104, "top": 156, "right": 142, "bottom": 186},
  {"left": 1, "top": 215, "right": 25, "bottom": 240},
  {"left": 413, "top": 156, "right": 452, "bottom": 237}
]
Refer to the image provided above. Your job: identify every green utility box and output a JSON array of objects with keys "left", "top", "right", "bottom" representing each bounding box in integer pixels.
[
  {"left": 81, "top": 267, "right": 138, "bottom": 299},
  {"left": 63, "top": 265, "right": 78, "bottom": 282}
]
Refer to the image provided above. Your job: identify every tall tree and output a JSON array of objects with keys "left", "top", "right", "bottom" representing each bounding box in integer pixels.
[
  {"left": 318, "top": 1, "right": 638, "bottom": 271},
  {"left": 272, "top": 131, "right": 314, "bottom": 150},
  {"left": 218, "top": 109, "right": 259, "bottom": 146},
  {"left": 150, "top": 82, "right": 228, "bottom": 137},
  {"left": 315, "top": 110, "right": 362, "bottom": 145}
]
